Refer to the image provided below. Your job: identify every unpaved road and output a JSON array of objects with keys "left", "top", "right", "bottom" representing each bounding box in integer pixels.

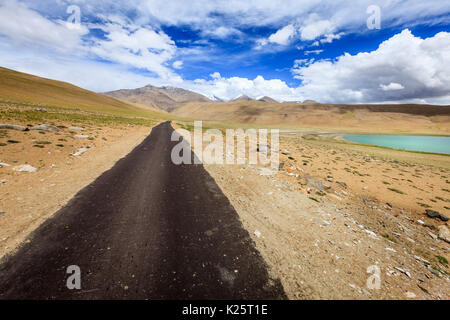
[{"left": 0, "top": 122, "right": 285, "bottom": 299}]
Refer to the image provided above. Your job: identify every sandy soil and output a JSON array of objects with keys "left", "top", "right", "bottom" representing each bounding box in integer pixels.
[
  {"left": 174, "top": 125, "right": 450, "bottom": 299},
  {"left": 0, "top": 122, "right": 152, "bottom": 259}
]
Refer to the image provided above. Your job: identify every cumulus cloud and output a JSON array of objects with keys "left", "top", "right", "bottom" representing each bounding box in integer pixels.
[
  {"left": 103, "top": 0, "right": 450, "bottom": 36},
  {"left": 258, "top": 13, "right": 342, "bottom": 48},
  {"left": 2, "top": 1, "right": 450, "bottom": 105},
  {"left": 292, "top": 29, "right": 450, "bottom": 103},
  {"left": 89, "top": 18, "right": 179, "bottom": 80},
  {"left": 172, "top": 60, "right": 183, "bottom": 69},
  {"left": 187, "top": 73, "right": 303, "bottom": 102},
  {"left": 299, "top": 14, "right": 335, "bottom": 41},
  {"left": 0, "top": 1, "right": 182, "bottom": 82},
  {"left": 201, "top": 26, "right": 243, "bottom": 39},
  {"left": 380, "top": 82, "right": 404, "bottom": 91},
  {"left": 268, "top": 24, "right": 296, "bottom": 45}
]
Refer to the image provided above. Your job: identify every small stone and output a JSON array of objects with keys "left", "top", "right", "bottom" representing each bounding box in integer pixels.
[
  {"left": 69, "top": 126, "right": 84, "bottom": 131},
  {"left": 0, "top": 211, "right": 5, "bottom": 216},
  {"left": 0, "top": 163, "right": 11, "bottom": 167},
  {"left": 417, "top": 220, "right": 425, "bottom": 225},
  {"left": 74, "top": 134, "right": 89, "bottom": 139},
  {"left": 281, "top": 149, "right": 290, "bottom": 155},
  {"left": 102, "top": 137, "right": 108, "bottom": 141},
  {"left": 394, "top": 267, "right": 411, "bottom": 278},
  {"left": 365, "top": 229, "right": 378, "bottom": 239},
  {"left": 71, "top": 147, "right": 89, "bottom": 156},
  {"left": 254, "top": 230, "right": 261, "bottom": 238},
  {"left": 428, "top": 231, "right": 438, "bottom": 240},
  {"left": 205, "top": 230, "right": 214, "bottom": 237},
  {"left": 405, "top": 292, "right": 416, "bottom": 298},
  {"left": 13, "top": 164, "right": 37, "bottom": 172},
  {"left": 336, "top": 181, "right": 347, "bottom": 188},
  {"left": 437, "top": 225, "right": 450, "bottom": 243}
]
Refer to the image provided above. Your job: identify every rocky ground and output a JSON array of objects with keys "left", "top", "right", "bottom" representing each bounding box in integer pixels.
[
  {"left": 0, "top": 121, "right": 151, "bottom": 258},
  {"left": 194, "top": 130, "right": 450, "bottom": 299},
  {"left": 1, "top": 120, "right": 448, "bottom": 300}
]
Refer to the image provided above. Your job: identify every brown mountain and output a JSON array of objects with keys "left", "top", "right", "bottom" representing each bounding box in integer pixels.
[
  {"left": 104, "top": 85, "right": 211, "bottom": 112},
  {"left": 257, "top": 96, "right": 278, "bottom": 103},
  {"left": 231, "top": 94, "right": 254, "bottom": 102}
]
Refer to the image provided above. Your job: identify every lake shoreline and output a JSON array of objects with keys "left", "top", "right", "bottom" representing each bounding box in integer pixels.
[{"left": 343, "top": 134, "right": 450, "bottom": 156}]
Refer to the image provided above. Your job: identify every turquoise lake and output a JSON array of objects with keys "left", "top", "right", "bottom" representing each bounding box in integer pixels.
[{"left": 343, "top": 135, "right": 450, "bottom": 155}]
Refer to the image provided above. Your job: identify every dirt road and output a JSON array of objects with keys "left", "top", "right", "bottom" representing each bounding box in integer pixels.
[{"left": 0, "top": 122, "right": 285, "bottom": 300}]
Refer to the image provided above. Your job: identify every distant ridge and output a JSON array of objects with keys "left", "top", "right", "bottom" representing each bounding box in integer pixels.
[
  {"left": 172, "top": 100, "right": 450, "bottom": 134},
  {"left": 231, "top": 94, "right": 253, "bottom": 102},
  {"left": 104, "top": 85, "right": 211, "bottom": 112},
  {"left": 212, "top": 95, "right": 225, "bottom": 102},
  {"left": 257, "top": 96, "right": 278, "bottom": 103},
  {"left": 303, "top": 99, "right": 320, "bottom": 104}
]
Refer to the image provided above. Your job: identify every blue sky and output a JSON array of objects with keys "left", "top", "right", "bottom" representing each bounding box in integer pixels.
[{"left": 0, "top": 0, "right": 450, "bottom": 104}]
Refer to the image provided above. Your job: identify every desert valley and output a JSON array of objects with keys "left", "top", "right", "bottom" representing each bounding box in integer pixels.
[{"left": 0, "top": 66, "right": 449, "bottom": 299}]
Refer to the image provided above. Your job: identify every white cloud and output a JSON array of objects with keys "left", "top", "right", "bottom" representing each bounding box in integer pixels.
[
  {"left": 292, "top": 29, "right": 450, "bottom": 103},
  {"left": 202, "top": 26, "right": 243, "bottom": 39},
  {"left": 380, "top": 82, "right": 404, "bottom": 91},
  {"left": 0, "top": 1, "right": 182, "bottom": 83},
  {"left": 304, "top": 49, "right": 323, "bottom": 55},
  {"left": 1, "top": 1, "right": 450, "bottom": 105},
  {"left": 0, "top": 0, "right": 88, "bottom": 52},
  {"left": 172, "top": 60, "right": 183, "bottom": 69},
  {"left": 89, "top": 18, "right": 179, "bottom": 80},
  {"left": 121, "top": 0, "right": 450, "bottom": 36},
  {"left": 0, "top": 42, "right": 159, "bottom": 92},
  {"left": 300, "top": 14, "right": 335, "bottom": 41},
  {"left": 320, "top": 32, "right": 345, "bottom": 44},
  {"left": 186, "top": 74, "right": 303, "bottom": 102},
  {"left": 268, "top": 24, "right": 296, "bottom": 45}
]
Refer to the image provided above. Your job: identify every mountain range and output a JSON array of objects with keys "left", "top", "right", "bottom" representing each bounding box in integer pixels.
[{"left": 104, "top": 85, "right": 212, "bottom": 112}]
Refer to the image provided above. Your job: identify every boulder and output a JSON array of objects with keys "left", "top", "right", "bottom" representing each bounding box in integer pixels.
[
  {"left": 426, "top": 209, "right": 449, "bottom": 222},
  {"left": 31, "top": 124, "right": 60, "bottom": 132},
  {"left": 0, "top": 124, "right": 28, "bottom": 131}
]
